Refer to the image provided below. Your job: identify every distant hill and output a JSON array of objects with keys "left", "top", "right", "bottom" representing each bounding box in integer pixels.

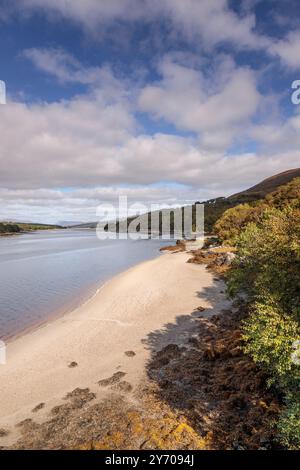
[
  {"left": 0, "top": 222, "right": 21, "bottom": 234},
  {"left": 0, "top": 221, "right": 64, "bottom": 234},
  {"left": 58, "top": 221, "right": 83, "bottom": 227},
  {"left": 69, "top": 168, "right": 300, "bottom": 234},
  {"left": 230, "top": 168, "right": 300, "bottom": 200}
]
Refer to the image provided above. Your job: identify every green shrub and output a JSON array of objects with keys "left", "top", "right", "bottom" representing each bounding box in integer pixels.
[
  {"left": 242, "top": 303, "right": 300, "bottom": 387},
  {"left": 225, "top": 204, "right": 300, "bottom": 448},
  {"left": 214, "top": 203, "right": 266, "bottom": 245},
  {"left": 215, "top": 177, "right": 300, "bottom": 246},
  {"left": 227, "top": 207, "right": 300, "bottom": 313}
]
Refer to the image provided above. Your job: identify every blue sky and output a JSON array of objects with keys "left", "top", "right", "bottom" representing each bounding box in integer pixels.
[{"left": 0, "top": 0, "right": 300, "bottom": 223}]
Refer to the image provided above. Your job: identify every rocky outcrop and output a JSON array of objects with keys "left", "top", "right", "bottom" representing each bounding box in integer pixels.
[
  {"left": 188, "top": 247, "right": 236, "bottom": 274},
  {"left": 160, "top": 240, "right": 187, "bottom": 252}
]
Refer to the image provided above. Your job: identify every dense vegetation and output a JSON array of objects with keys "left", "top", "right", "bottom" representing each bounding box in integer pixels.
[{"left": 215, "top": 178, "right": 300, "bottom": 449}]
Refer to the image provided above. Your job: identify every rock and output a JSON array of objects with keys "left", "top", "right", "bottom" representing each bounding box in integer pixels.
[
  {"left": 125, "top": 351, "right": 136, "bottom": 357},
  {"left": 0, "top": 428, "right": 9, "bottom": 437},
  {"left": 215, "top": 252, "right": 236, "bottom": 266},
  {"left": 188, "top": 337, "right": 200, "bottom": 348},
  {"left": 98, "top": 371, "right": 126, "bottom": 387},
  {"left": 64, "top": 388, "right": 96, "bottom": 407},
  {"left": 113, "top": 381, "right": 133, "bottom": 393},
  {"left": 196, "top": 306, "right": 206, "bottom": 312},
  {"left": 163, "top": 344, "right": 181, "bottom": 355},
  {"left": 32, "top": 403, "right": 45, "bottom": 413},
  {"left": 203, "top": 345, "right": 215, "bottom": 360},
  {"left": 68, "top": 361, "right": 78, "bottom": 368},
  {"left": 224, "top": 252, "right": 236, "bottom": 265},
  {"left": 16, "top": 418, "right": 33, "bottom": 428}
]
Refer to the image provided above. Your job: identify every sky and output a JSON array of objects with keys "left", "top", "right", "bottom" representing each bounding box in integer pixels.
[{"left": 0, "top": 0, "right": 300, "bottom": 223}]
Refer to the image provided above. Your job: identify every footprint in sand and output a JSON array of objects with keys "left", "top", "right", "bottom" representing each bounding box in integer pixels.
[
  {"left": 68, "top": 361, "right": 78, "bottom": 368},
  {"left": 124, "top": 351, "right": 136, "bottom": 357}
]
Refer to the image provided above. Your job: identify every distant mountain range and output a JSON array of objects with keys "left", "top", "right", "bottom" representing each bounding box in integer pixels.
[{"left": 70, "top": 168, "right": 300, "bottom": 234}]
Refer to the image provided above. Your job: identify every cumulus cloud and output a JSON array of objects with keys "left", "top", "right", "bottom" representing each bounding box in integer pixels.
[
  {"left": 9, "top": 1, "right": 300, "bottom": 66},
  {"left": 1, "top": 146, "right": 300, "bottom": 223},
  {"left": 15, "top": 0, "right": 269, "bottom": 50},
  {"left": 1, "top": 4, "right": 299, "bottom": 223},
  {"left": 0, "top": 185, "right": 199, "bottom": 224},
  {"left": 151, "top": 0, "right": 268, "bottom": 50},
  {"left": 1, "top": 47, "right": 299, "bottom": 223},
  {"left": 23, "top": 48, "right": 104, "bottom": 84},
  {"left": 250, "top": 112, "right": 300, "bottom": 151},
  {"left": 139, "top": 56, "right": 261, "bottom": 149},
  {"left": 270, "top": 30, "right": 300, "bottom": 69},
  {"left": 18, "top": 0, "right": 144, "bottom": 27}
]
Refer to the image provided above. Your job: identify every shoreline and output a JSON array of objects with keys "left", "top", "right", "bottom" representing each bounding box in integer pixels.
[
  {"left": 4, "top": 249, "right": 167, "bottom": 344},
  {"left": 0, "top": 250, "right": 231, "bottom": 446},
  {"left": 3, "top": 276, "right": 112, "bottom": 345}
]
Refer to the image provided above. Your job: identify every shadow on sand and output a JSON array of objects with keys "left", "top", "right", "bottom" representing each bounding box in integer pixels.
[{"left": 142, "top": 280, "right": 280, "bottom": 450}]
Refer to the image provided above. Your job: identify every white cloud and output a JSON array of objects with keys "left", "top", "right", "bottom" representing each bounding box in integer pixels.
[
  {"left": 10, "top": 1, "right": 300, "bottom": 68},
  {"left": 16, "top": 0, "right": 269, "bottom": 50},
  {"left": 18, "top": 0, "right": 143, "bottom": 27},
  {"left": 23, "top": 48, "right": 104, "bottom": 84},
  {"left": 1, "top": 145, "right": 299, "bottom": 224},
  {"left": 139, "top": 56, "right": 261, "bottom": 149},
  {"left": 250, "top": 112, "right": 300, "bottom": 150},
  {"left": 152, "top": 0, "right": 268, "bottom": 50},
  {"left": 270, "top": 30, "right": 300, "bottom": 69},
  {"left": 0, "top": 185, "right": 198, "bottom": 224},
  {"left": 1, "top": 47, "right": 299, "bottom": 224}
]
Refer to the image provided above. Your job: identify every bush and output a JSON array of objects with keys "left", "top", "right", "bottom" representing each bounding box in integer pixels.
[
  {"left": 225, "top": 205, "right": 300, "bottom": 448},
  {"left": 278, "top": 399, "right": 300, "bottom": 450},
  {"left": 214, "top": 203, "right": 266, "bottom": 245},
  {"left": 242, "top": 303, "right": 300, "bottom": 387},
  {"left": 215, "top": 177, "right": 300, "bottom": 246},
  {"left": 227, "top": 207, "right": 300, "bottom": 312}
]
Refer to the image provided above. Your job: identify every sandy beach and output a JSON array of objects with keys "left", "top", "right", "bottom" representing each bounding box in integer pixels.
[{"left": 0, "top": 251, "right": 231, "bottom": 446}]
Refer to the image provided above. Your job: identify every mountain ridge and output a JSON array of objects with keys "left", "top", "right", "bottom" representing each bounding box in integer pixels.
[{"left": 230, "top": 168, "right": 300, "bottom": 200}]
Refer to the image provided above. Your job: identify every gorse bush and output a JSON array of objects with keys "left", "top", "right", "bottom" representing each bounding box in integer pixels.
[{"left": 217, "top": 179, "right": 300, "bottom": 449}]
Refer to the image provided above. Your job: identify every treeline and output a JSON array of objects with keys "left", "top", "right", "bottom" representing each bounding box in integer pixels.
[{"left": 215, "top": 178, "right": 300, "bottom": 449}]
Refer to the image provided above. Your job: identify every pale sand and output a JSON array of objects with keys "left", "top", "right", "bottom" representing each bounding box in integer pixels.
[{"left": 0, "top": 251, "right": 231, "bottom": 444}]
